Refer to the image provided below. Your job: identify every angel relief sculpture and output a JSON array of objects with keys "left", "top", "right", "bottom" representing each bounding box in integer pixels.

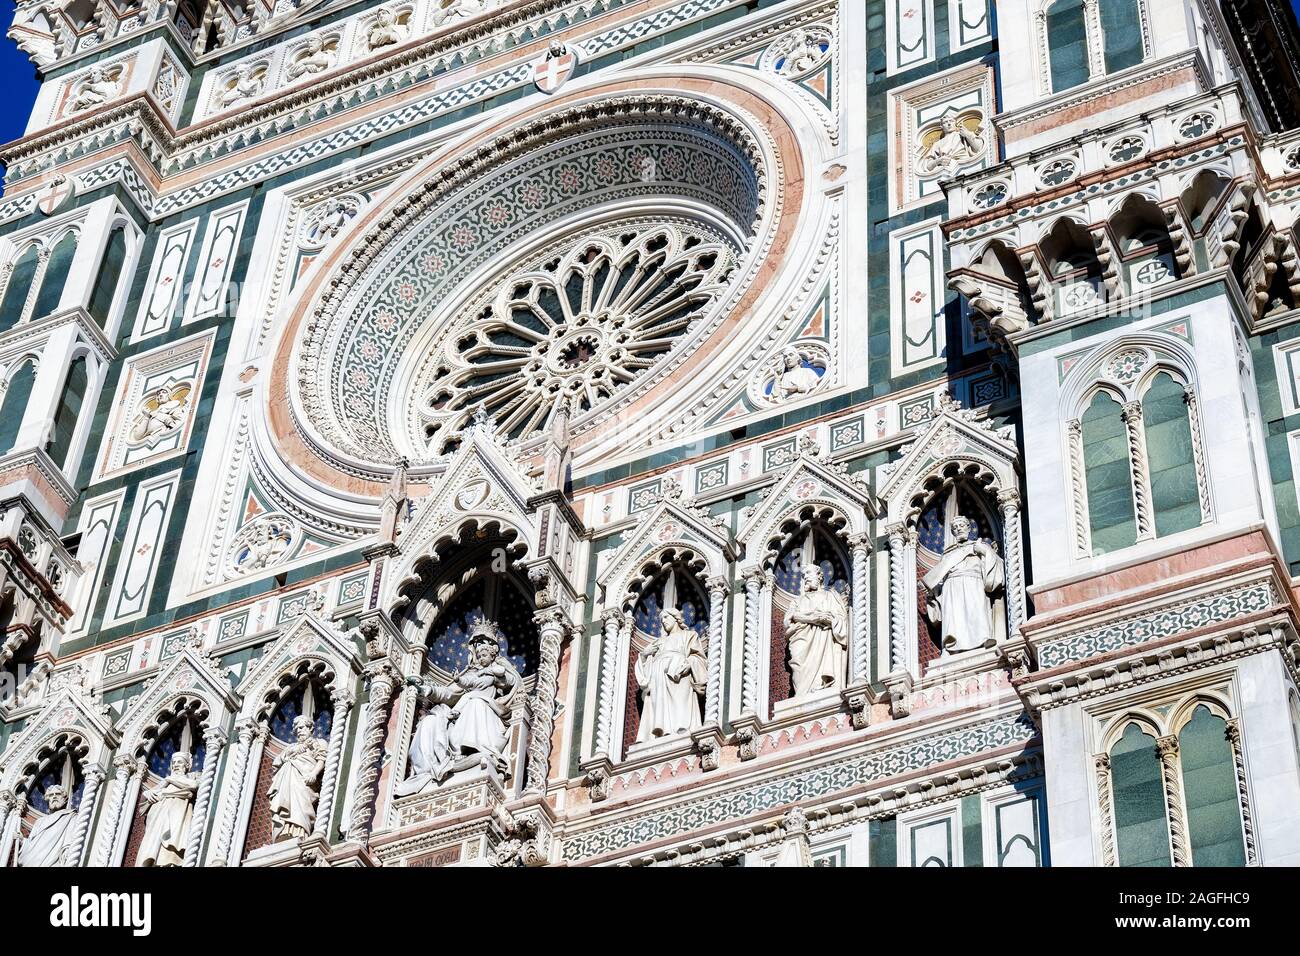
[{"left": 396, "top": 620, "right": 522, "bottom": 796}]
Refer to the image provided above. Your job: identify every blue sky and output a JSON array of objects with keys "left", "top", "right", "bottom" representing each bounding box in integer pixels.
[{"left": 0, "top": 1, "right": 1299, "bottom": 158}]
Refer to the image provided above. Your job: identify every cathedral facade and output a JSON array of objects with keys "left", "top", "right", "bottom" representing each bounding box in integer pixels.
[{"left": 0, "top": 0, "right": 1298, "bottom": 868}]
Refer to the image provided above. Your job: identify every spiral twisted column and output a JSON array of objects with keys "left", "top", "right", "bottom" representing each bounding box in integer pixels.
[
  {"left": 347, "top": 665, "right": 397, "bottom": 841},
  {"left": 312, "top": 690, "right": 354, "bottom": 841},
  {"left": 526, "top": 610, "right": 569, "bottom": 793},
  {"left": 209, "top": 718, "right": 258, "bottom": 865}
]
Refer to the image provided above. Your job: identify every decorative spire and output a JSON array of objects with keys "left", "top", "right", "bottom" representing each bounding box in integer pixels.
[
  {"left": 378, "top": 456, "right": 410, "bottom": 544},
  {"left": 541, "top": 396, "right": 572, "bottom": 495}
]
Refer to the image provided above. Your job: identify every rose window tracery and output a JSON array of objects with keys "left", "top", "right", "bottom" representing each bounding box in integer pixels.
[
  {"left": 283, "top": 92, "right": 774, "bottom": 474},
  {"left": 415, "top": 220, "right": 737, "bottom": 448}
]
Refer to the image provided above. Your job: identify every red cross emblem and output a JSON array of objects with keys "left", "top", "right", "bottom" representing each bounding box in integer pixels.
[
  {"left": 37, "top": 176, "right": 73, "bottom": 215},
  {"left": 533, "top": 46, "right": 578, "bottom": 94}
]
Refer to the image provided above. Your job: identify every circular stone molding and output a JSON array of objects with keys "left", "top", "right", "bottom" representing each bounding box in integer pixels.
[{"left": 270, "top": 74, "right": 807, "bottom": 492}]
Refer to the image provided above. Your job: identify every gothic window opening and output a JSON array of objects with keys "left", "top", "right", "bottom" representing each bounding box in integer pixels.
[
  {"left": 1073, "top": 350, "right": 1210, "bottom": 558},
  {"left": 32, "top": 230, "right": 77, "bottom": 321},
  {"left": 1099, "top": 0, "right": 1143, "bottom": 73},
  {"left": 0, "top": 243, "right": 39, "bottom": 334},
  {"left": 1046, "top": 0, "right": 1090, "bottom": 92},
  {"left": 624, "top": 564, "right": 709, "bottom": 754},
  {"left": 89, "top": 225, "right": 127, "bottom": 330},
  {"left": 1109, "top": 722, "right": 1171, "bottom": 866},
  {"left": 1081, "top": 390, "right": 1137, "bottom": 554},
  {"left": 1103, "top": 704, "right": 1251, "bottom": 868},
  {"left": 770, "top": 522, "right": 850, "bottom": 712},
  {"left": 1177, "top": 706, "right": 1246, "bottom": 867},
  {"left": 0, "top": 358, "right": 37, "bottom": 454},
  {"left": 47, "top": 355, "right": 88, "bottom": 470},
  {"left": 914, "top": 482, "right": 1004, "bottom": 672},
  {"left": 1142, "top": 372, "right": 1199, "bottom": 537}
]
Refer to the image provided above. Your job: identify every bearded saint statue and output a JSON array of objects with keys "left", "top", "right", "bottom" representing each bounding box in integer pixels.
[{"left": 785, "top": 565, "right": 849, "bottom": 698}]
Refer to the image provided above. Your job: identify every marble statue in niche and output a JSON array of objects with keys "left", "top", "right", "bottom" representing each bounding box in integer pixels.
[
  {"left": 785, "top": 565, "right": 848, "bottom": 697},
  {"left": 71, "top": 66, "right": 120, "bottom": 111},
  {"left": 286, "top": 36, "right": 335, "bottom": 79},
  {"left": 18, "top": 784, "right": 75, "bottom": 867},
  {"left": 916, "top": 112, "right": 986, "bottom": 181},
  {"left": 397, "top": 621, "right": 521, "bottom": 795},
  {"left": 635, "top": 608, "right": 707, "bottom": 743},
  {"left": 135, "top": 750, "right": 197, "bottom": 867},
  {"left": 128, "top": 384, "right": 189, "bottom": 446},
  {"left": 922, "top": 515, "right": 1004, "bottom": 655},
  {"left": 220, "top": 65, "right": 265, "bottom": 107},
  {"left": 267, "top": 715, "right": 327, "bottom": 841},
  {"left": 367, "top": 8, "right": 406, "bottom": 50},
  {"left": 772, "top": 347, "right": 822, "bottom": 401}
]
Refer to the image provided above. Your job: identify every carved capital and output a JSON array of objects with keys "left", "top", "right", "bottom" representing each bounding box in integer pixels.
[{"left": 706, "top": 574, "right": 729, "bottom": 597}]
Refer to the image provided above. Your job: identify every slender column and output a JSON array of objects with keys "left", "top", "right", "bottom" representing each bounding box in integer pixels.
[
  {"left": 1121, "top": 400, "right": 1155, "bottom": 542},
  {"left": 886, "top": 523, "right": 916, "bottom": 675},
  {"left": 94, "top": 755, "right": 139, "bottom": 866},
  {"left": 1183, "top": 388, "right": 1213, "bottom": 524},
  {"left": 1067, "top": 419, "right": 1091, "bottom": 556},
  {"left": 180, "top": 729, "right": 226, "bottom": 866},
  {"left": 347, "top": 665, "right": 397, "bottom": 841},
  {"left": 704, "top": 576, "right": 728, "bottom": 726},
  {"left": 209, "top": 719, "right": 257, "bottom": 865},
  {"left": 1082, "top": 0, "right": 1106, "bottom": 78},
  {"left": 741, "top": 569, "right": 765, "bottom": 715},
  {"left": 312, "top": 690, "right": 354, "bottom": 841},
  {"left": 593, "top": 610, "right": 622, "bottom": 757},
  {"left": 66, "top": 766, "right": 105, "bottom": 866},
  {"left": 1156, "top": 735, "right": 1191, "bottom": 866},
  {"left": 1224, "top": 718, "right": 1257, "bottom": 865},
  {"left": 526, "top": 610, "right": 568, "bottom": 793},
  {"left": 998, "top": 489, "right": 1026, "bottom": 637},
  {"left": 1094, "top": 753, "right": 1117, "bottom": 866},
  {"left": 848, "top": 534, "right": 872, "bottom": 683}
]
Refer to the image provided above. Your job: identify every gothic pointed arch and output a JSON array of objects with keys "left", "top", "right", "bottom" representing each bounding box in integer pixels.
[
  {"left": 735, "top": 437, "right": 877, "bottom": 716},
  {"left": 877, "top": 396, "right": 1023, "bottom": 681},
  {"left": 208, "top": 612, "right": 364, "bottom": 866},
  {"left": 104, "top": 635, "right": 240, "bottom": 866},
  {"left": 0, "top": 676, "right": 119, "bottom": 867},
  {"left": 589, "top": 479, "right": 736, "bottom": 765}
]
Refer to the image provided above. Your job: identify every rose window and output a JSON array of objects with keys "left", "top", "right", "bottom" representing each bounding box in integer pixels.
[{"left": 414, "top": 220, "right": 738, "bottom": 448}]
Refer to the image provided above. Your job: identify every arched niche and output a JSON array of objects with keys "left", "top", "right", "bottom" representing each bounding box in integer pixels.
[
  {"left": 621, "top": 551, "right": 712, "bottom": 757},
  {"left": 758, "top": 506, "right": 853, "bottom": 715},
  {"left": 382, "top": 532, "right": 541, "bottom": 806},
  {"left": 212, "top": 614, "right": 363, "bottom": 866},
  {"left": 878, "top": 397, "right": 1022, "bottom": 683},
  {"left": 0, "top": 679, "right": 118, "bottom": 868},
  {"left": 239, "top": 661, "right": 337, "bottom": 861},
  {"left": 117, "top": 699, "right": 209, "bottom": 868},
  {"left": 590, "top": 483, "right": 734, "bottom": 766}
]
